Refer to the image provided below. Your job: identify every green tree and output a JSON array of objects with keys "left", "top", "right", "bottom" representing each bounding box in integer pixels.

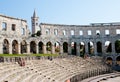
[
  {"left": 31, "top": 34, "right": 35, "bottom": 37},
  {"left": 36, "top": 30, "right": 41, "bottom": 36},
  {"left": 115, "top": 40, "right": 120, "bottom": 53}
]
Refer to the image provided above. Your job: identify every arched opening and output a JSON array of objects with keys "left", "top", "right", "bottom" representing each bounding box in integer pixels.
[
  {"left": 54, "top": 42, "right": 60, "bottom": 54},
  {"left": 63, "top": 42, "right": 68, "bottom": 53},
  {"left": 80, "top": 42, "right": 85, "bottom": 57},
  {"left": 30, "top": 41, "right": 36, "bottom": 54},
  {"left": 21, "top": 40, "right": 27, "bottom": 54},
  {"left": 97, "top": 41, "right": 102, "bottom": 53},
  {"left": 88, "top": 41, "right": 94, "bottom": 55},
  {"left": 116, "top": 56, "right": 120, "bottom": 66},
  {"left": 105, "top": 41, "right": 112, "bottom": 53},
  {"left": 38, "top": 41, "right": 43, "bottom": 54},
  {"left": 106, "top": 57, "right": 113, "bottom": 66},
  {"left": 3, "top": 39, "right": 9, "bottom": 54},
  {"left": 71, "top": 42, "right": 77, "bottom": 55},
  {"left": 115, "top": 40, "right": 120, "bottom": 53},
  {"left": 46, "top": 42, "right": 52, "bottom": 54},
  {"left": 12, "top": 40, "right": 18, "bottom": 54},
  {"left": 96, "top": 30, "right": 100, "bottom": 35}
]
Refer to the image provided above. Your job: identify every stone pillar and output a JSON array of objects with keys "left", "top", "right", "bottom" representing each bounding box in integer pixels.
[
  {"left": 68, "top": 44, "right": 71, "bottom": 55},
  {"left": 27, "top": 44, "right": 30, "bottom": 54},
  {"left": 18, "top": 44, "right": 21, "bottom": 54},
  {"left": 43, "top": 45, "right": 47, "bottom": 54},
  {"left": 85, "top": 42, "right": 88, "bottom": 54},
  {"left": 60, "top": 45, "right": 63, "bottom": 55},
  {"left": 102, "top": 43, "right": 105, "bottom": 54},
  {"left": 0, "top": 42, "right": 3, "bottom": 54},
  {"left": 94, "top": 42, "right": 97, "bottom": 55},
  {"left": 36, "top": 45, "right": 39, "bottom": 54},
  {"left": 77, "top": 44, "right": 80, "bottom": 56},
  {"left": 9, "top": 44, "right": 12, "bottom": 54},
  {"left": 52, "top": 45, "right": 55, "bottom": 54},
  {"left": 112, "top": 42, "right": 115, "bottom": 54}
]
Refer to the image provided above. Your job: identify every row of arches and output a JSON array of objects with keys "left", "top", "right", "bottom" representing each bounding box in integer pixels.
[
  {"left": 3, "top": 39, "right": 19, "bottom": 54},
  {"left": 3, "top": 39, "right": 28, "bottom": 54},
  {"left": 106, "top": 56, "right": 120, "bottom": 66},
  {"left": 2, "top": 39, "right": 120, "bottom": 55},
  {"left": 30, "top": 41, "right": 68, "bottom": 54},
  {"left": 3, "top": 39, "right": 68, "bottom": 54},
  {"left": 71, "top": 40, "right": 120, "bottom": 56}
]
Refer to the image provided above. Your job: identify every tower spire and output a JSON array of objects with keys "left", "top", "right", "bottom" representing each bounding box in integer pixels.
[{"left": 33, "top": 9, "right": 37, "bottom": 17}]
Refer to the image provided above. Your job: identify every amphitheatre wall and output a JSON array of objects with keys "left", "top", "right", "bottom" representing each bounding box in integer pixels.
[{"left": 0, "top": 13, "right": 120, "bottom": 66}]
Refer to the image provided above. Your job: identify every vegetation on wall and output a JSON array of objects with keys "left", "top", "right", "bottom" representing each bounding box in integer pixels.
[
  {"left": 31, "top": 30, "right": 41, "bottom": 37},
  {"left": 115, "top": 40, "right": 120, "bottom": 53},
  {"left": 36, "top": 30, "right": 41, "bottom": 36}
]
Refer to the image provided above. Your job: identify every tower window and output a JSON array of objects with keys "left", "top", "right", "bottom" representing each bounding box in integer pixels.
[
  {"left": 36, "top": 23, "right": 38, "bottom": 25},
  {"left": 32, "top": 23, "right": 34, "bottom": 26}
]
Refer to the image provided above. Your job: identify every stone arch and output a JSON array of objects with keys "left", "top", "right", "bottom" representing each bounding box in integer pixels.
[
  {"left": 54, "top": 42, "right": 60, "bottom": 54},
  {"left": 116, "top": 56, "right": 120, "bottom": 66},
  {"left": 3, "top": 39, "right": 9, "bottom": 54},
  {"left": 12, "top": 40, "right": 18, "bottom": 54},
  {"left": 71, "top": 42, "right": 77, "bottom": 55},
  {"left": 97, "top": 41, "right": 102, "bottom": 53},
  {"left": 106, "top": 57, "right": 113, "bottom": 65},
  {"left": 46, "top": 41, "right": 52, "bottom": 54},
  {"left": 88, "top": 41, "right": 94, "bottom": 55},
  {"left": 115, "top": 39, "right": 120, "bottom": 53},
  {"left": 21, "top": 40, "right": 27, "bottom": 54},
  {"left": 30, "top": 41, "right": 36, "bottom": 54},
  {"left": 63, "top": 42, "right": 68, "bottom": 53},
  {"left": 80, "top": 42, "right": 85, "bottom": 57},
  {"left": 38, "top": 41, "right": 44, "bottom": 54},
  {"left": 105, "top": 41, "right": 112, "bottom": 53}
]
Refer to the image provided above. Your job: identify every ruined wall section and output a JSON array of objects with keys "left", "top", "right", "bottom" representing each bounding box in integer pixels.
[
  {"left": 0, "top": 14, "right": 29, "bottom": 38},
  {"left": 40, "top": 23, "right": 120, "bottom": 40}
]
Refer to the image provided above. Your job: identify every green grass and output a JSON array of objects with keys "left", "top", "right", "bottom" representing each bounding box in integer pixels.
[
  {"left": 0, "top": 54, "right": 59, "bottom": 57},
  {"left": 31, "top": 54, "right": 59, "bottom": 56}
]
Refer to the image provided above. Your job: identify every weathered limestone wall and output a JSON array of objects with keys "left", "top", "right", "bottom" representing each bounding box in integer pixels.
[
  {"left": 0, "top": 14, "right": 120, "bottom": 66},
  {"left": 0, "top": 14, "right": 30, "bottom": 54},
  {"left": 39, "top": 23, "right": 120, "bottom": 59},
  {"left": 0, "top": 14, "right": 29, "bottom": 37}
]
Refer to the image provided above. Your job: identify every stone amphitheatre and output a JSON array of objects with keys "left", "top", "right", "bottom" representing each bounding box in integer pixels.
[{"left": 0, "top": 10, "right": 120, "bottom": 82}]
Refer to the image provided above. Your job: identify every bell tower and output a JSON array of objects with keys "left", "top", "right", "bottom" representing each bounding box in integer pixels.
[{"left": 31, "top": 10, "right": 40, "bottom": 34}]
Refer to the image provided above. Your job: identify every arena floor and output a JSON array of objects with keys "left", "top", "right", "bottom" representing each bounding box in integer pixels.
[
  {"left": 99, "top": 76, "right": 120, "bottom": 82},
  {"left": 81, "top": 72, "right": 120, "bottom": 82}
]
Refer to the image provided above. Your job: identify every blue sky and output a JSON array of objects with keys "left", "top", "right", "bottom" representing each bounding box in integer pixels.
[{"left": 1, "top": 0, "right": 120, "bottom": 30}]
